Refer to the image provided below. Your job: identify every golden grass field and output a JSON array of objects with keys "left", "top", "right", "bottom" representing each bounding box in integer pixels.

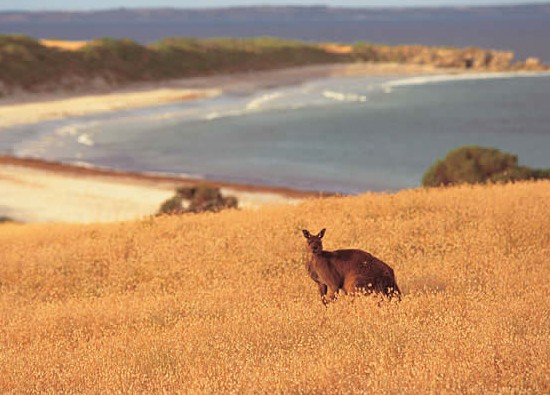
[{"left": 1, "top": 181, "right": 549, "bottom": 393}]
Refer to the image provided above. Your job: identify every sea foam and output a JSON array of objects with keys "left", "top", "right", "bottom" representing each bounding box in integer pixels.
[
  {"left": 77, "top": 133, "right": 95, "bottom": 147},
  {"left": 322, "top": 90, "right": 368, "bottom": 102},
  {"left": 384, "top": 71, "right": 549, "bottom": 89},
  {"left": 246, "top": 92, "right": 284, "bottom": 111}
]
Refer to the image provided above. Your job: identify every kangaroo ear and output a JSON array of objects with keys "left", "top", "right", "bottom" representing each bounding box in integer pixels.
[
  {"left": 302, "top": 229, "right": 311, "bottom": 239},
  {"left": 318, "top": 228, "right": 326, "bottom": 239}
]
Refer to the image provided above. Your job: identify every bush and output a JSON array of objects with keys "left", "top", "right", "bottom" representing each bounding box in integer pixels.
[
  {"left": 157, "top": 195, "right": 185, "bottom": 215},
  {"left": 157, "top": 185, "right": 238, "bottom": 216},
  {"left": 185, "top": 185, "right": 238, "bottom": 213},
  {"left": 78, "top": 38, "right": 154, "bottom": 82},
  {"left": 422, "top": 146, "right": 550, "bottom": 187},
  {"left": 0, "top": 34, "right": 80, "bottom": 90},
  {"left": 0, "top": 34, "right": 349, "bottom": 93}
]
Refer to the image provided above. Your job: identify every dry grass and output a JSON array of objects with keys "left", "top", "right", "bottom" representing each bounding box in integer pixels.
[{"left": 1, "top": 181, "right": 549, "bottom": 393}]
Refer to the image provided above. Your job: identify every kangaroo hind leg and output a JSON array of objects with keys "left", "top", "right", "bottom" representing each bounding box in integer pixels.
[{"left": 381, "top": 277, "right": 401, "bottom": 301}]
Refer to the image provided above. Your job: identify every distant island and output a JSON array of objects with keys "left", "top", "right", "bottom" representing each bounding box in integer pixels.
[{"left": 0, "top": 34, "right": 547, "bottom": 97}]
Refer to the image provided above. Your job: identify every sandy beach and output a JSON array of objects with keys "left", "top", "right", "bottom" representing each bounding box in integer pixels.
[
  {"left": 0, "top": 63, "right": 449, "bottom": 130},
  {"left": 0, "top": 62, "right": 470, "bottom": 223},
  {"left": 0, "top": 88, "right": 222, "bottom": 130},
  {"left": 0, "top": 156, "right": 312, "bottom": 223}
]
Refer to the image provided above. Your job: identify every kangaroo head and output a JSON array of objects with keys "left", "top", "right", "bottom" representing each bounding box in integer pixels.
[{"left": 302, "top": 228, "right": 326, "bottom": 255}]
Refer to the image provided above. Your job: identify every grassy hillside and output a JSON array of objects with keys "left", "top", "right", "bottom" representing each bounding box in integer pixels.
[
  {"left": 1, "top": 181, "right": 549, "bottom": 392},
  {"left": 0, "top": 35, "right": 344, "bottom": 95},
  {"left": 0, "top": 34, "right": 536, "bottom": 96}
]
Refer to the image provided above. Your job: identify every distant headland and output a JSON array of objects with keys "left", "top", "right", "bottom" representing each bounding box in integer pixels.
[{"left": 0, "top": 34, "right": 548, "bottom": 98}]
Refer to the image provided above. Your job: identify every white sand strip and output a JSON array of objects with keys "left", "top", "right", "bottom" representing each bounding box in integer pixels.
[
  {"left": 0, "top": 88, "right": 221, "bottom": 130},
  {"left": 0, "top": 163, "right": 302, "bottom": 223},
  {"left": 0, "top": 165, "right": 174, "bottom": 223}
]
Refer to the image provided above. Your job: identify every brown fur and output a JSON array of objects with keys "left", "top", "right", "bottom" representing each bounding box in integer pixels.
[{"left": 302, "top": 228, "right": 401, "bottom": 305}]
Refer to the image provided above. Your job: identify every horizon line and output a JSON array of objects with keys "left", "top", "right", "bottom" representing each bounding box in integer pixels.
[{"left": 1, "top": 2, "right": 550, "bottom": 14}]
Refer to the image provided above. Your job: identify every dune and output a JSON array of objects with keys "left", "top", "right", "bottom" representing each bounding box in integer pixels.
[
  {"left": 40, "top": 39, "right": 88, "bottom": 51},
  {"left": 320, "top": 43, "right": 354, "bottom": 54}
]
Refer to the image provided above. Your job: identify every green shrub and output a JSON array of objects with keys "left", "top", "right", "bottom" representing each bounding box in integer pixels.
[
  {"left": 422, "top": 146, "right": 550, "bottom": 187},
  {"left": 352, "top": 41, "right": 383, "bottom": 62},
  {"left": 157, "top": 185, "right": 238, "bottom": 215},
  {"left": 157, "top": 195, "right": 184, "bottom": 215},
  {"left": 488, "top": 166, "right": 550, "bottom": 183},
  {"left": 185, "top": 185, "right": 238, "bottom": 213},
  {"left": 0, "top": 35, "right": 80, "bottom": 90},
  {"left": 78, "top": 38, "right": 154, "bottom": 82}
]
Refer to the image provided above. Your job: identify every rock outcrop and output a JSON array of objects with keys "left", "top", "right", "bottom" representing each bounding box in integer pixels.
[
  {"left": 353, "top": 43, "right": 517, "bottom": 71},
  {"left": 513, "top": 57, "right": 547, "bottom": 71}
]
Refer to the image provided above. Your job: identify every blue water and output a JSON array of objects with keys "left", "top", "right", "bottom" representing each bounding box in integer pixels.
[{"left": 2, "top": 72, "right": 550, "bottom": 194}]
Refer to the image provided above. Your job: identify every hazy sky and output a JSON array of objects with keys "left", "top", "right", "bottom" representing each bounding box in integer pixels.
[{"left": 1, "top": 0, "right": 548, "bottom": 12}]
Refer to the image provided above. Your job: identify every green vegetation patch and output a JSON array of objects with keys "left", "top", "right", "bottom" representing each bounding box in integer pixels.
[
  {"left": 0, "top": 34, "right": 346, "bottom": 93},
  {"left": 422, "top": 146, "right": 550, "bottom": 187},
  {"left": 157, "top": 185, "right": 238, "bottom": 215},
  {"left": 0, "top": 34, "right": 519, "bottom": 95},
  {"left": 0, "top": 35, "right": 83, "bottom": 90}
]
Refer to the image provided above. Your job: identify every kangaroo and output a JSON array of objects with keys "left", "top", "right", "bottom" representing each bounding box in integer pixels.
[{"left": 302, "top": 228, "right": 401, "bottom": 305}]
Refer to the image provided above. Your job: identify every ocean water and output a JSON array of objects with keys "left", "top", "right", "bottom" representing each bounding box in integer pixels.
[{"left": 2, "top": 72, "right": 550, "bottom": 194}]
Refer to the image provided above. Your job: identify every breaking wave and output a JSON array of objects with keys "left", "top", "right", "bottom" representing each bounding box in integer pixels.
[
  {"left": 77, "top": 133, "right": 95, "bottom": 147},
  {"left": 384, "top": 71, "right": 548, "bottom": 89},
  {"left": 246, "top": 92, "right": 284, "bottom": 111},
  {"left": 322, "top": 90, "right": 368, "bottom": 102}
]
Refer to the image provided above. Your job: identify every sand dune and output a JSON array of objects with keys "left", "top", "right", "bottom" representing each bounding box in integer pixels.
[{"left": 40, "top": 39, "right": 88, "bottom": 51}]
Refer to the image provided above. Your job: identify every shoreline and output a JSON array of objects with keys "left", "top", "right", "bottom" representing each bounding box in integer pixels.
[
  {"left": 0, "top": 88, "right": 222, "bottom": 130},
  {"left": 2, "top": 62, "right": 411, "bottom": 224},
  {"left": 0, "top": 155, "right": 325, "bottom": 198},
  {"left": 0, "top": 155, "right": 326, "bottom": 224},
  {"left": 0, "top": 62, "right": 463, "bottom": 130},
  {"left": 1, "top": 62, "right": 548, "bottom": 223},
  {"left": 2, "top": 62, "right": 548, "bottom": 131}
]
